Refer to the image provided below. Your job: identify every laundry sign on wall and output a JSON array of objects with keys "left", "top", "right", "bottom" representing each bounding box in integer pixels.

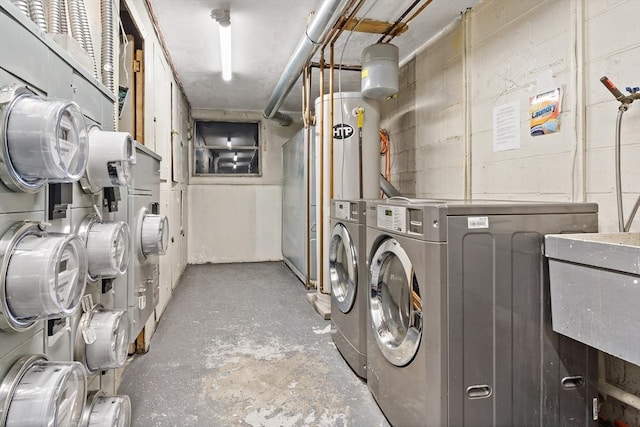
[{"left": 529, "top": 87, "right": 563, "bottom": 136}]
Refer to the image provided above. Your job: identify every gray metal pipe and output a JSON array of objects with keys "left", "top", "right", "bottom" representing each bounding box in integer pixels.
[
  {"left": 380, "top": 174, "right": 401, "bottom": 198},
  {"left": 263, "top": 0, "right": 351, "bottom": 126}
]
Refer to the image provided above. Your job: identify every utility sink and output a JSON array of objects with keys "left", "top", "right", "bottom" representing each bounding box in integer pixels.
[{"left": 545, "top": 233, "right": 640, "bottom": 366}]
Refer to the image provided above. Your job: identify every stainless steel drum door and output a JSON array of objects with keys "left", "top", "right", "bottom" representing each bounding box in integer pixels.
[
  {"left": 329, "top": 223, "right": 357, "bottom": 314},
  {"left": 370, "top": 238, "right": 422, "bottom": 367}
]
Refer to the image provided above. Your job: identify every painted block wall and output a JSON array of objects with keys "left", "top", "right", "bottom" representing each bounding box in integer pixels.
[
  {"left": 187, "top": 110, "right": 301, "bottom": 264},
  {"left": 381, "top": 0, "right": 640, "bottom": 423}
]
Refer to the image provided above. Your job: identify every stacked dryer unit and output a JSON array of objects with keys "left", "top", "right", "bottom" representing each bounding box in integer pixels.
[
  {"left": 365, "top": 199, "right": 600, "bottom": 427},
  {"left": 328, "top": 199, "right": 368, "bottom": 379},
  {"left": 114, "top": 142, "right": 167, "bottom": 344},
  {"left": 0, "top": 2, "right": 135, "bottom": 425}
]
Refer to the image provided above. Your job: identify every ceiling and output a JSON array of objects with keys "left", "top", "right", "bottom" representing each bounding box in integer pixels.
[{"left": 149, "top": 0, "right": 481, "bottom": 117}]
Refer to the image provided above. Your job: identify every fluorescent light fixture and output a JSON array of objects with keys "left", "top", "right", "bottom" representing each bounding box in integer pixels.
[
  {"left": 233, "top": 152, "right": 238, "bottom": 161},
  {"left": 233, "top": 162, "right": 237, "bottom": 170},
  {"left": 211, "top": 9, "right": 232, "bottom": 81},
  {"left": 226, "top": 136, "right": 231, "bottom": 148}
]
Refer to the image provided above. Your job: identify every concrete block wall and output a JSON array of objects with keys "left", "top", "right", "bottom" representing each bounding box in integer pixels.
[
  {"left": 381, "top": 59, "right": 417, "bottom": 197},
  {"left": 381, "top": 0, "right": 640, "bottom": 423}
]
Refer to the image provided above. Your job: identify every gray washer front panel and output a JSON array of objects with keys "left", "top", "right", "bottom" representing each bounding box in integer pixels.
[
  {"left": 330, "top": 199, "right": 368, "bottom": 378},
  {"left": 365, "top": 199, "right": 599, "bottom": 427}
]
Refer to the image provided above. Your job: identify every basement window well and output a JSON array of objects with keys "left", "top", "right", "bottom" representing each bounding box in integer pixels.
[{"left": 193, "top": 120, "right": 260, "bottom": 176}]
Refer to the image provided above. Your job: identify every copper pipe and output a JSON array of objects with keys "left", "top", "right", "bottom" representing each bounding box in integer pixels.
[
  {"left": 320, "top": 0, "right": 359, "bottom": 50},
  {"left": 303, "top": 65, "right": 312, "bottom": 289},
  {"left": 378, "top": 0, "right": 421, "bottom": 43},
  {"left": 318, "top": 53, "right": 326, "bottom": 295},
  {"left": 310, "top": 62, "right": 361, "bottom": 72},
  {"left": 402, "top": 0, "right": 434, "bottom": 26},
  {"left": 332, "top": 0, "right": 366, "bottom": 44},
  {"left": 329, "top": 43, "right": 335, "bottom": 204},
  {"left": 317, "top": 0, "right": 363, "bottom": 295}
]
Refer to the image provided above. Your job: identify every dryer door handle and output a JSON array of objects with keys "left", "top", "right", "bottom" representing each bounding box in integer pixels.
[{"left": 465, "top": 384, "right": 492, "bottom": 399}]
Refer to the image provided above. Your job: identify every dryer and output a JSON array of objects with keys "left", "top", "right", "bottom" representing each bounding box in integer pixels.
[
  {"left": 365, "top": 199, "right": 599, "bottom": 427},
  {"left": 329, "top": 199, "right": 368, "bottom": 378}
]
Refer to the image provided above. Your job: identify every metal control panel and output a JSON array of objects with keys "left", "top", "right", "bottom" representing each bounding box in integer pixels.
[{"left": 376, "top": 205, "right": 406, "bottom": 233}]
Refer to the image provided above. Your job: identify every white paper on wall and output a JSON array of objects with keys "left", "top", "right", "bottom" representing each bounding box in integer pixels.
[{"left": 493, "top": 101, "right": 521, "bottom": 152}]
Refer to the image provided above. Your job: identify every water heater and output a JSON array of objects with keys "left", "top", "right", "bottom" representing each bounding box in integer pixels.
[{"left": 314, "top": 92, "right": 380, "bottom": 200}]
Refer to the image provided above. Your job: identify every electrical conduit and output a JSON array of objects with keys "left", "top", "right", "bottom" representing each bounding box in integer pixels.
[
  {"left": 28, "top": 0, "right": 47, "bottom": 31},
  {"left": 100, "top": 0, "right": 115, "bottom": 92}
]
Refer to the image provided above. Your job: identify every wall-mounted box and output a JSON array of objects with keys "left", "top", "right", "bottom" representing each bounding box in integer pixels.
[{"left": 545, "top": 232, "right": 640, "bottom": 366}]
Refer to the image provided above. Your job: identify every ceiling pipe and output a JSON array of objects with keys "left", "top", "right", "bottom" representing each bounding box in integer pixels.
[{"left": 263, "top": 0, "right": 351, "bottom": 126}]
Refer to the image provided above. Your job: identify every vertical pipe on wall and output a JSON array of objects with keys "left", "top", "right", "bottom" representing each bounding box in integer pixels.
[
  {"left": 303, "top": 65, "right": 312, "bottom": 290},
  {"left": 462, "top": 8, "right": 472, "bottom": 199},
  {"left": 318, "top": 53, "right": 326, "bottom": 295},
  {"left": 573, "top": 0, "right": 587, "bottom": 203}
]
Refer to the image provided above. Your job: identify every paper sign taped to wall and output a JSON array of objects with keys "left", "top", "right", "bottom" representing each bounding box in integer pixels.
[
  {"left": 529, "top": 87, "right": 562, "bottom": 136},
  {"left": 493, "top": 101, "right": 521, "bottom": 152}
]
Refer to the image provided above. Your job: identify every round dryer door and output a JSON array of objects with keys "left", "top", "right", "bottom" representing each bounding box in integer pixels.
[
  {"left": 369, "top": 238, "right": 422, "bottom": 367},
  {"left": 329, "top": 223, "right": 358, "bottom": 313}
]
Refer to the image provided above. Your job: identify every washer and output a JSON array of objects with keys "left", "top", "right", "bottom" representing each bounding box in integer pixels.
[
  {"left": 329, "top": 199, "right": 367, "bottom": 378},
  {"left": 365, "top": 199, "right": 599, "bottom": 427}
]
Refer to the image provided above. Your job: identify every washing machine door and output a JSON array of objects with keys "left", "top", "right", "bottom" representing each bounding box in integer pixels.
[
  {"left": 329, "top": 223, "right": 357, "bottom": 314},
  {"left": 369, "top": 237, "right": 422, "bottom": 367}
]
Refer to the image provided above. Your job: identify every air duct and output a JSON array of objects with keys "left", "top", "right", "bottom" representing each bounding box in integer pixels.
[
  {"left": 263, "top": 0, "right": 351, "bottom": 126},
  {"left": 379, "top": 174, "right": 401, "bottom": 198}
]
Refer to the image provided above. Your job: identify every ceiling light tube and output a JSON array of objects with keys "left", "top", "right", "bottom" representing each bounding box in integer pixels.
[
  {"left": 219, "top": 24, "right": 232, "bottom": 81},
  {"left": 233, "top": 152, "right": 237, "bottom": 161},
  {"left": 212, "top": 9, "right": 232, "bottom": 82}
]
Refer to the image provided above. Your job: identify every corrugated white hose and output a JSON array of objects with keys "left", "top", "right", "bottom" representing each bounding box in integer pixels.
[
  {"left": 47, "top": 0, "right": 62, "bottom": 33},
  {"left": 100, "top": 0, "right": 115, "bottom": 94},
  {"left": 66, "top": 0, "right": 84, "bottom": 48},
  {"left": 76, "top": 0, "right": 98, "bottom": 78},
  {"left": 11, "top": 0, "right": 30, "bottom": 17},
  {"left": 59, "top": 0, "right": 68, "bottom": 33},
  {"left": 29, "top": 0, "right": 48, "bottom": 31}
]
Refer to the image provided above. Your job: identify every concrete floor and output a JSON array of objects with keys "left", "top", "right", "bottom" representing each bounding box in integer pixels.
[{"left": 119, "top": 262, "right": 389, "bottom": 427}]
